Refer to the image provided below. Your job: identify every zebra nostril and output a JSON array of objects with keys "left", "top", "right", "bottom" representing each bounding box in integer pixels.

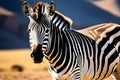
[{"left": 31, "top": 52, "right": 33, "bottom": 58}]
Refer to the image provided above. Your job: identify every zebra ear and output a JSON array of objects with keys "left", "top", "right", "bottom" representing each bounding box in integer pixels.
[
  {"left": 22, "top": 1, "right": 32, "bottom": 16},
  {"left": 22, "top": 1, "right": 38, "bottom": 20},
  {"left": 49, "top": 1, "right": 56, "bottom": 16}
]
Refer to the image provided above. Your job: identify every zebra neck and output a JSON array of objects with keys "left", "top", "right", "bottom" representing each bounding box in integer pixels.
[
  {"left": 51, "top": 11, "right": 73, "bottom": 30},
  {"left": 45, "top": 26, "right": 63, "bottom": 63},
  {"left": 46, "top": 27, "right": 67, "bottom": 67},
  {"left": 44, "top": 27, "right": 77, "bottom": 75}
]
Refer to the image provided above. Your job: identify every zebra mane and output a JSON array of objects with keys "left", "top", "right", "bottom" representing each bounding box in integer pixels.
[
  {"left": 33, "top": 2, "right": 73, "bottom": 29},
  {"left": 51, "top": 11, "right": 73, "bottom": 29}
]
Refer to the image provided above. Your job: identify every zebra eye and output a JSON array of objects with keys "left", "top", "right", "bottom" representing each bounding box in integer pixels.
[{"left": 27, "top": 28, "right": 31, "bottom": 32}]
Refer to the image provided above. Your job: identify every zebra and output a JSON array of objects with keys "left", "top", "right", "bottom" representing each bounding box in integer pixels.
[{"left": 22, "top": 1, "right": 120, "bottom": 80}]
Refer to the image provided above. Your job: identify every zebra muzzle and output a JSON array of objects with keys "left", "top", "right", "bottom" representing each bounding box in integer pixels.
[{"left": 31, "top": 44, "right": 44, "bottom": 63}]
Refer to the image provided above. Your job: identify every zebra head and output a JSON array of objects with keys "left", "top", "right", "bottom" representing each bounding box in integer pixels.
[{"left": 22, "top": 1, "right": 56, "bottom": 63}]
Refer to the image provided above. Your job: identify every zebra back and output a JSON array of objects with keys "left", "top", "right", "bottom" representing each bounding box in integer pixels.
[{"left": 77, "top": 23, "right": 120, "bottom": 52}]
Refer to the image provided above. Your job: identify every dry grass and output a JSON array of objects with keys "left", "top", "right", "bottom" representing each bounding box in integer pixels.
[
  {"left": 0, "top": 49, "right": 48, "bottom": 72},
  {"left": 0, "top": 49, "right": 51, "bottom": 80},
  {"left": 0, "top": 71, "right": 51, "bottom": 80},
  {"left": 0, "top": 49, "right": 119, "bottom": 80}
]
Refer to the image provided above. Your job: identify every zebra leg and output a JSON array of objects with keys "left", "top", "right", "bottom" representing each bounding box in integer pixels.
[
  {"left": 104, "top": 64, "right": 120, "bottom": 80},
  {"left": 108, "top": 63, "right": 120, "bottom": 80},
  {"left": 112, "top": 69, "right": 119, "bottom": 80},
  {"left": 114, "top": 62, "right": 120, "bottom": 80},
  {"left": 105, "top": 74, "right": 117, "bottom": 80}
]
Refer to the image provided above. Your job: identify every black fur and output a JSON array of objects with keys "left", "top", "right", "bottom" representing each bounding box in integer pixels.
[{"left": 31, "top": 44, "right": 44, "bottom": 63}]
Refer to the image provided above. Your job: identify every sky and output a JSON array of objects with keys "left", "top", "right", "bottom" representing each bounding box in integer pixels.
[{"left": 0, "top": 0, "right": 120, "bottom": 28}]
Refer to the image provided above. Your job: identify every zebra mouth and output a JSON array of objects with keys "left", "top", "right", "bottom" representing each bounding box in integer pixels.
[{"left": 31, "top": 44, "right": 44, "bottom": 63}]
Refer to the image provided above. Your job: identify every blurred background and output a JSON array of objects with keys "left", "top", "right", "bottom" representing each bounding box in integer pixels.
[
  {"left": 0, "top": 0, "right": 120, "bottom": 79},
  {"left": 0, "top": 0, "right": 120, "bottom": 49}
]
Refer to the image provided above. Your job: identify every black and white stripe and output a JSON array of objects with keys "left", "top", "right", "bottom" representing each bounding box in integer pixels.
[{"left": 23, "top": 1, "right": 120, "bottom": 80}]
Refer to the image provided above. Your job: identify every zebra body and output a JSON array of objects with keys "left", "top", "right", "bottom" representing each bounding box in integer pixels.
[
  {"left": 78, "top": 23, "right": 120, "bottom": 79},
  {"left": 22, "top": 1, "right": 120, "bottom": 80},
  {"left": 48, "top": 23, "right": 120, "bottom": 80},
  {"left": 47, "top": 26, "right": 98, "bottom": 79}
]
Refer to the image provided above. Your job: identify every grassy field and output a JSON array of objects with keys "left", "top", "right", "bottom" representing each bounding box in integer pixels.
[
  {"left": 0, "top": 49, "right": 51, "bottom": 80},
  {"left": 0, "top": 49, "right": 48, "bottom": 72},
  {"left": 0, "top": 49, "right": 119, "bottom": 80}
]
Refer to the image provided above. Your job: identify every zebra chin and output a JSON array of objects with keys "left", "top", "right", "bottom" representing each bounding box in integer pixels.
[{"left": 30, "top": 44, "right": 44, "bottom": 63}]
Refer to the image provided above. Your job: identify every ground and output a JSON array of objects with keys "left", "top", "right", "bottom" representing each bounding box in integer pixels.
[
  {"left": 0, "top": 49, "right": 119, "bottom": 80},
  {"left": 0, "top": 71, "right": 51, "bottom": 80}
]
